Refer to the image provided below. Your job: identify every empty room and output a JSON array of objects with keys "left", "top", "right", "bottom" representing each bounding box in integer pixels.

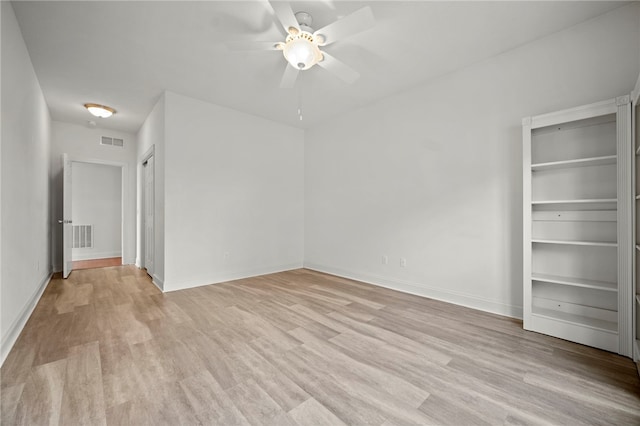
[{"left": 2, "top": 1, "right": 640, "bottom": 425}]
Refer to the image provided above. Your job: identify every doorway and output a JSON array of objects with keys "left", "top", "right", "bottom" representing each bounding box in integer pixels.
[
  {"left": 60, "top": 155, "right": 128, "bottom": 278},
  {"left": 71, "top": 161, "right": 122, "bottom": 269}
]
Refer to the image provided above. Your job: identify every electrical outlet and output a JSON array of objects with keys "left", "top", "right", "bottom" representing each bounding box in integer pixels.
[
  {"left": 382, "top": 255, "right": 388, "bottom": 265},
  {"left": 400, "top": 258, "right": 407, "bottom": 268}
]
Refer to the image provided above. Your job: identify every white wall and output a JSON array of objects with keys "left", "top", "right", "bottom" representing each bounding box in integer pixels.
[
  {"left": 136, "top": 94, "right": 165, "bottom": 288},
  {"left": 1, "top": 1, "right": 52, "bottom": 363},
  {"left": 51, "top": 121, "right": 136, "bottom": 269},
  {"left": 304, "top": 3, "right": 640, "bottom": 318},
  {"left": 162, "top": 91, "right": 304, "bottom": 291},
  {"left": 71, "top": 162, "right": 122, "bottom": 260}
]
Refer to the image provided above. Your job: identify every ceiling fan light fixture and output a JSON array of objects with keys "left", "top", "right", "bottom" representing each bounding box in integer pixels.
[
  {"left": 282, "top": 32, "right": 322, "bottom": 70},
  {"left": 84, "top": 103, "right": 116, "bottom": 118}
]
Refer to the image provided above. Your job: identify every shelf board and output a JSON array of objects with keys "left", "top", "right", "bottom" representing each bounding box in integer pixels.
[
  {"left": 636, "top": 195, "right": 640, "bottom": 200},
  {"left": 636, "top": 145, "right": 640, "bottom": 155},
  {"left": 532, "top": 239, "right": 617, "bottom": 247},
  {"left": 532, "top": 307, "right": 617, "bottom": 333},
  {"left": 532, "top": 199, "right": 617, "bottom": 205},
  {"left": 636, "top": 245, "right": 640, "bottom": 252},
  {"left": 531, "top": 273, "right": 617, "bottom": 292},
  {"left": 636, "top": 294, "right": 640, "bottom": 305},
  {"left": 531, "top": 155, "right": 616, "bottom": 171}
]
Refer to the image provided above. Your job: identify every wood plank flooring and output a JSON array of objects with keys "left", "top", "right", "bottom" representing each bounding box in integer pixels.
[
  {"left": 2, "top": 266, "right": 639, "bottom": 425},
  {"left": 72, "top": 257, "right": 122, "bottom": 270}
]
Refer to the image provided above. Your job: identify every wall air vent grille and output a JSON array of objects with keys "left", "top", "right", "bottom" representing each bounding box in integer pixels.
[
  {"left": 72, "top": 224, "right": 93, "bottom": 249},
  {"left": 100, "top": 136, "right": 124, "bottom": 148}
]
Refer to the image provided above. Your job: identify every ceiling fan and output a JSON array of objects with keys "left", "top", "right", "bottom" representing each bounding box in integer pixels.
[{"left": 228, "top": 1, "right": 375, "bottom": 88}]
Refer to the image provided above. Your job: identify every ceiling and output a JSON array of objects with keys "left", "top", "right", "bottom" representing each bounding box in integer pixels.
[{"left": 11, "top": 1, "right": 628, "bottom": 133}]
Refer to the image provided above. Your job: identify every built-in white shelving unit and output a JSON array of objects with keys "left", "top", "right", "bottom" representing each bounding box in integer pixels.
[
  {"left": 532, "top": 239, "right": 617, "bottom": 247},
  {"left": 531, "top": 273, "right": 617, "bottom": 292},
  {"left": 523, "top": 97, "right": 633, "bottom": 356},
  {"left": 531, "top": 155, "right": 617, "bottom": 171},
  {"left": 531, "top": 199, "right": 617, "bottom": 205}
]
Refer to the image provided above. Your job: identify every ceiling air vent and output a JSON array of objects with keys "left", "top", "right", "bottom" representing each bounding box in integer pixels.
[{"left": 100, "top": 136, "right": 124, "bottom": 148}]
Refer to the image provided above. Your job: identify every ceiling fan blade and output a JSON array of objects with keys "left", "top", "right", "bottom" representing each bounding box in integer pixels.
[
  {"left": 280, "top": 63, "right": 299, "bottom": 88},
  {"left": 225, "top": 40, "right": 281, "bottom": 51},
  {"left": 268, "top": 1, "right": 300, "bottom": 35},
  {"left": 317, "top": 52, "right": 359, "bottom": 84},
  {"left": 313, "top": 6, "right": 375, "bottom": 46}
]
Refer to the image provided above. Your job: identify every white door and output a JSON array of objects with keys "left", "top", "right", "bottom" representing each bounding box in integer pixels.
[
  {"left": 143, "top": 156, "right": 154, "bottom": 276},
  {"left": 62, "top": 154, "right": 73, "bottom": 278}
]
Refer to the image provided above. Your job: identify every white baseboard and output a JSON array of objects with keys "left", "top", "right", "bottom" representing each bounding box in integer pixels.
[
  {"left": 122, "top": 257, "right": 135, "bottom": 265},
  {"left": 1, "top": 272, "right": 52, "bottom": 366},
  {"left": 163, "top": 263, "right": 303, "bottom": 293},
  {"left": 57, "top": 256, "right": 134, "bottom": 269},
  {"left": 303, "top": 263, "right": 523, "bottom": 319},
  {"left": 151, "top": 274, "right": 164, "bottom": 291},
  {"left": 71, "top": 251, "right": 121, "bottom": 261}
]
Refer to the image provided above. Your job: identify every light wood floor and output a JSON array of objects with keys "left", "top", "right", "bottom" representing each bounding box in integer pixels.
[{"left": 2, "top": 267, "right": 639, "bottom": 425}]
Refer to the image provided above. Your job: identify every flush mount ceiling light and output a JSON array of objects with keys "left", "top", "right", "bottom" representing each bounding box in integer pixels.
[{"left": 84, "top": 103, "right": 116, "bottom": 118}]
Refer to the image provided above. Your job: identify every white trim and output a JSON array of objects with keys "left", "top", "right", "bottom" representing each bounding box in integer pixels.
[
  {"left": 522, "top": 116, "right": 533, "bottom": 328},
  {"left": 71, "top": 251, "right": 122, "bottom": 261},
  {"left": 151, "top": 273, "right": 164, "bottom": 291},
  {"left": 632, "top": 72, "right": 640, "bottom": 362},
  {"left": 122, "top": 256, "right": 135, "bottom": 265},
  {"left": 138, "top": 145, "right": 155, "bottom": 276},
  {"left": 303, "top": 263, "right": 523, "bottom": 319},
  {"left": 617, "top": 100, "right": 633, "bottom": 357},
  {"left": 631, "top": 72, "right": 640, "bottom": 105},
  {"left": 530, "top": 98, "right": 617, "bottom": 129},
  {"left": 163, "top": 263, "right": 303, "bottom": 293},
  {"left": 67, "top": 157, "right": 129, "bottom": 276},
  {"left": 1, "top": 272, "right": 51, "bottom": 366},
  {"left": 616, "top": 95, "right": 630, "bottom": 106},
  {"left": 140, "top": 145, "right": 155, "bottom": 164},
  {"left": 529, "top": 313, "right": 618, "bottom": 353}
]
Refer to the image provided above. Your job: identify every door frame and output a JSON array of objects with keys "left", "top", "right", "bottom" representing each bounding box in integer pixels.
[
  {"left": 140, "top": 146, "right": 155, "bottom": 276},
  {"left": 65, "top": 156, "right": 129, "bottom": 268},
  {"left": 139, "top": 146, "right": 155, "bottom": 277}
]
